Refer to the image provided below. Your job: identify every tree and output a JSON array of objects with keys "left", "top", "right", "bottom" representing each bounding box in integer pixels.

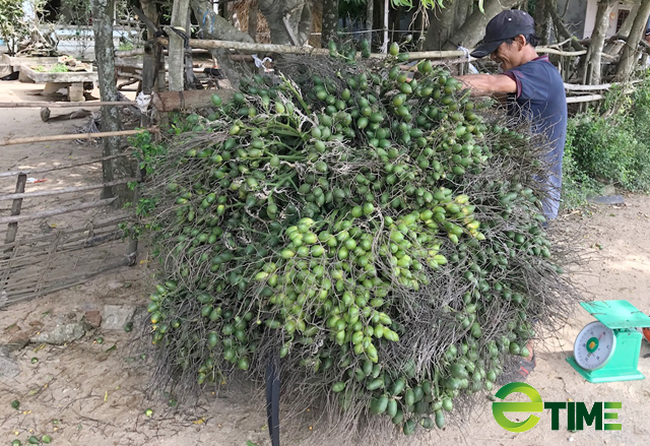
[
  {"left": 615, "top": 0, "right": 650, "bottom": 80},
  {"left": 583, "top": 0, "right": 617, "bottom": 85},
  {"left": 0, "top": 0, "right": 31, "bottom": 55},
  {"left": 424, "top": 0, "right": 523, "bottom": 52},
  {"left": 190, "top": 0, "right": 254, "bottom": 42},
  {"left": 258, "top": 0, "right": 312, "bottom": 45},
  {"left": 533, "top": 0, "right": 557, "bottom": 45},
  {"left": 321, "top": 0, "right": 338, "bottom": 46},
  {"left": 92, "top": 0, "right": 133, "bottom": 205},
  {"left": 423, "top": 1, "right": 472, "bottom": 51}
]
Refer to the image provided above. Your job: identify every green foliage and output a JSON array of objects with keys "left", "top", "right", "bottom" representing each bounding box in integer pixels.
[
  {"left": 117, "top": 41, "right": 135, "bottom": 51},
  {"left": 0, "top": 0, "right": 29, "bottom": 54},
  {"left": 130, "top": 130, "right": 167, "bottom": 176},
  {"left": 388, "top": 0, "right": 483, "bottom": 12},
  {"left": 390, "top": 0, "right": 446, "bottom": 9},
  {"left": 560, "top": 122, "right": 602, "bottom": 210},
  {"left": 562, "top": 77, "right": 650, "bottom": 207},
  {"left": 49, "top": 63, "right": 69, "bottom": 72}
]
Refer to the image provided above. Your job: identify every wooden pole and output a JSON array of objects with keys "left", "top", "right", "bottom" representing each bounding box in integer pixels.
[
  {"left": 0, "top": 153, "right": 134, "bottom": 179},
  {"left": 168, "top": 0, "right": 191, "bottom": 91},
  {"left": 4, "top": 174, "right": 27, "bottom": 245},
  {"left": 0, "top": 198, "right": 117, "bottom": 225},
  {"left": 155, "top": 36, "right": 586, "bottom": 59},
  {"left": 0, "top": 128, "right": 156, "bottom": 147},
  {"left": 383, "top": 0, "right": 388, "bottom": 52},
  {"left": 0, "top": 178, "right": 140, "bottom": 202},
  {"left": 566, "top": 94, "right": 605, "bottom": 103},
  {"left": 0, "top": 101, "right": 137, "bottom": 108}
]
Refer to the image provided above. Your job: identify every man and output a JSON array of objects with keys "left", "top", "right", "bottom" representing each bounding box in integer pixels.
[
  {"left": 457, "top": 10, "right": 568, "bottom": 381},
  {"left": 458, "top": 9, "right": 567, "bottom": 222}
]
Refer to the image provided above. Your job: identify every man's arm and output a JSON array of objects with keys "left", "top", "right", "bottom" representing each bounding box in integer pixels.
[{"left": 456, "top": 74, "right": 517, "bottom": 97}]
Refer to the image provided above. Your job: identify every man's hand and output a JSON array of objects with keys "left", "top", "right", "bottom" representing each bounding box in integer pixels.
[{"left": 457, "top": 74, "right": 517, "bottom": 97}]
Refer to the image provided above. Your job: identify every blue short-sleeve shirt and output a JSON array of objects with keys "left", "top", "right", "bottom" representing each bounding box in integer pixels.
[{"left": 503, "top": 55, "right": 567, "bottom": 220}]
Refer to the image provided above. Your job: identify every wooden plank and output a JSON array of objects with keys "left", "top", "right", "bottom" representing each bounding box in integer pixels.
[
  {"left": 0, "top": 213, "right": 132, "bottom": 250},
  {"left": 168, "top": 0, "right": 191, "bottom": 92},
  {"left": 0, "top": 101, "right": 137, "bottom": 108},
  {"left": 0, "top": 198, "right": 117, "bottom": 225},
  {"left": 152, "top": 89, "right": 234, "bottom": 111},
  {"left": 0, "top": 154, "right": 134, "bottom": 179},
  {"left": 563, "top": 79, "right": 642, "bottom": 91},
  {"left": 0, "top": 128, "right": 156, "bottom": 147},
  {"left": 0, "top": 178, "right": 139, "bottom": 202},
  {"left": 566, "top": 94, "right": 605, "bottom": 103}
]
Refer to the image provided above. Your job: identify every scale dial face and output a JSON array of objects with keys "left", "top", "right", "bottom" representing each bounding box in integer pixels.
[{"left": 573, "top": 321, "right": 616, "bottom": 371}]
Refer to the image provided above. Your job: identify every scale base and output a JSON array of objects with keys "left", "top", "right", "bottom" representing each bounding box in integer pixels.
[{"left": 567, "top": 356, "right": 645, "bottom": 383}]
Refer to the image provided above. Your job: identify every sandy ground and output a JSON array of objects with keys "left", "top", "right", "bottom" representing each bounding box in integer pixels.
[{"left": 1, "top": 79, "right": 650, "bottom": 446}]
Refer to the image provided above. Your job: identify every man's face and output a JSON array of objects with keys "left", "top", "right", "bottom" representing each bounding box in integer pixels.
[{"left": 490, "top": 39, "right": 522, "bottom": 72}]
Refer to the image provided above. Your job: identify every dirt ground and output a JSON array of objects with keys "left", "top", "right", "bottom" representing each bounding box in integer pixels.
[{"left": 1, "top": 79, "right": 650, "bottom": 446}]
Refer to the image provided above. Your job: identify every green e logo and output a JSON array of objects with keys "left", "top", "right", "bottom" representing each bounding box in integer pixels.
[{"left": 492, "top": 382, "right": 544, "bottom": 432}]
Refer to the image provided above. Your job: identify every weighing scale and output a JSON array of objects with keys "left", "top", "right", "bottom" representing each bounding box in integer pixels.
[{"left": 566, "top": 300, "right": 650, "bottom": 383}]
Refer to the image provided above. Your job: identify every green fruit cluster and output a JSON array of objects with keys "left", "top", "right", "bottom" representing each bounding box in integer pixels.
[{"left": 135, "top": 41, "right": 565, "bottom": 435}]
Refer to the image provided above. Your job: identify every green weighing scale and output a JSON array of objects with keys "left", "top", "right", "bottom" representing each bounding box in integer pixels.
[{"left": 566, "top": 300, "right": 650, "bottom": 383}]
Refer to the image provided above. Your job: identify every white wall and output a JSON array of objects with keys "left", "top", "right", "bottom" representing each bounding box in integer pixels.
[{"left": 583, "top": 0, "right": 635, "bottom": 38}]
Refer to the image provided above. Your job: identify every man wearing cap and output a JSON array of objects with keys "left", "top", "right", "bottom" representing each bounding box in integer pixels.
[
  {"left": 458, "top": 9, "right": 567, "bottom": 223},
  {"left": 458, "top": 9, "right": 567, "bottom": 382}
]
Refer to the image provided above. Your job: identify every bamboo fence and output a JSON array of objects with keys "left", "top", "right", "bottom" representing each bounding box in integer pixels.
[{"left": 0, "top": 124, "right": 141, "bottom": 307}]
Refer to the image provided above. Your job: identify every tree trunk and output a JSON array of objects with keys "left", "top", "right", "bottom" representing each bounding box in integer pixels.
[
  {"left": 259, "top": 0, "right": 312, "bottom": 45},
  {"left": 321, "top": 0, "right": 338, "bottom": 46},
  {"left": 534, "top": 0, "right": 557, "bottom": 45},
  {"left": 190, "top": 0, "right": 254, "bottom": 42},
  {"left": 615, "top": 0, "right": 650, "bottom": 80},
  {"left": 92, "top": 0, "right": 133, "bottom": 206},
  {"left": 584, "top": 0, "right": 616, "bottom": 85},
  {"left": 189, "top": 0, "right": 255, "bottom": 81},
  {"left": 439, "top": 0, "right": 523, "bottom": 51},
  {"left": 423, "top": 2, "right": 460, "bottom": 51},
  {"left": 169, "top": 0, "right": 191, "bottom": 92},
  {"left": 365, "top": 0, "right": 373, "bottom": 47},
  {"left": 615, "top": 1, "right": 641, "bottom": 39},
  {"left": 248, "top": 3, "right": 258, "bottom": 41},
  {"left": 549, "top": 5, "right": 585, "bottom": 51}
]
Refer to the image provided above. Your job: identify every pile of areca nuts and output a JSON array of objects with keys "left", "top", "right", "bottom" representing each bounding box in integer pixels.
[{"left": 134, "top": 41, "right": 575, "bottom": 435}]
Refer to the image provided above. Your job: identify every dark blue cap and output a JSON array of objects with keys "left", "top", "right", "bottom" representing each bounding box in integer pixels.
[{"left": 471, "top": 10, "right": 536, "bottom": 58}]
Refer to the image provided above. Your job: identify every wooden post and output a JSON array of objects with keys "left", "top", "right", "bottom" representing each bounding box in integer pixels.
[
  {"left": 5, "top": 174, "right": 27, "bottom": 246},
  {"left": 142, "top": 41, "right": 157, "bottom": 128},
  {"left": 383, "top": 0, "right": 388, "bottom": 52},
  {"left": 2, "top": 173, "right": 27, "bottom": 298},
  {"left": 169, "top": 0, "right": 191, "bottom": 91}
]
